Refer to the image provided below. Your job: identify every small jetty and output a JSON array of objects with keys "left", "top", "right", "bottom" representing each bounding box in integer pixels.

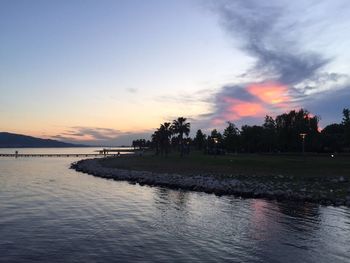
[
  {"left": 0, "top": 148, "right": 140, "bottom": 158},
  {"left": 0, "top": 153, "right": 104, "bottom": 158}
]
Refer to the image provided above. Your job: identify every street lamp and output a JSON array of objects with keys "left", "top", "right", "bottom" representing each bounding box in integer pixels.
[{"left": 299, "top": 133, "right": 307, "bottom": 155}]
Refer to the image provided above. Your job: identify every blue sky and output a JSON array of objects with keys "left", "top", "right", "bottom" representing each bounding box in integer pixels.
[{"left": 1, "top": 0, "right": 349, "bottom": 145}]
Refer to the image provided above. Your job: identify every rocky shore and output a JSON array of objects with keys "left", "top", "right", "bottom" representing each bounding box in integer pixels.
[{"left": 71, "top": 158, "right": 350, "bottom": 207}]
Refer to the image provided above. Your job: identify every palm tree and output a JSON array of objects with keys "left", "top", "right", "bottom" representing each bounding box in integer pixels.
[
  {"left": 172, "top": 117, "right": 190, "bottom": 156},
  {"left": 158, "top": 122, "right": 173, "bottom": 155},
  {"left": 151, "top": 130, "right": 161, "bottom": 155}
]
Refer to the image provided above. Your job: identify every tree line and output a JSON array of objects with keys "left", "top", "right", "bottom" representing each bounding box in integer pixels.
[{"left": 132, "top": 108, "right": 350, "bottom": 155}]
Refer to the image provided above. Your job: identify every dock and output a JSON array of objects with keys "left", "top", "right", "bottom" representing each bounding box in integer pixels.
[
  {"left": 0, "top": 153, "right": 117, "bottom": 158},
  {"left": 0, "top": 148, "right": 140, "bottom": 158}
]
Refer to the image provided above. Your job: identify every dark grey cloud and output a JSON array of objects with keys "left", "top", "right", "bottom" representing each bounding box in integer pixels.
[
  {"left": 295, "top": 72, "right": 348, "bottom": 94},
  {"left": 214, "top": 0, "right": 329, "bottom": 85},
  {"left": 217, "top": 84, "right": 256, "bottom": 102},
  {"left": 302, "top": 84, "right": 350, "bottom": 126}
]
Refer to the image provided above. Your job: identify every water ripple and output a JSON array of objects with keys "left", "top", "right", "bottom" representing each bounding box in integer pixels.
[{"left": 0, "top": 156, "right": 350, "bottom": 262}]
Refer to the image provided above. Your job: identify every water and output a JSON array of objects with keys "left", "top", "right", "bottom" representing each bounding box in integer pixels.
[{"left": 1, "top": 149, "right": 350, "bottom": 262}]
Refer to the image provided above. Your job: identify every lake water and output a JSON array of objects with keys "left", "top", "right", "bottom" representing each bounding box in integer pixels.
[{"left": 1, "top": 148, "right": 350, "bottom": 262}]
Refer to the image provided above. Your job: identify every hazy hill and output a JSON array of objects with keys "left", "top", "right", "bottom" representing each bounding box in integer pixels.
[{"left": 0, "top": 132, "right": 87, "bottom": 148}]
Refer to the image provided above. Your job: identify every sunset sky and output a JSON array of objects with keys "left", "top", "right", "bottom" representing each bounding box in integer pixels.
[{"left": 1, "top": 0, "right": 350, "bottom": 145}]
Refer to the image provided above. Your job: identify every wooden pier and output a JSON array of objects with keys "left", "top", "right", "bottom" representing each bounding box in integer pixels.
[
  {"left": 0, "top": 153, "right": 111, "bottom": 158},
  {"left": 0, "top": 148, "right": 139, "bottom": 158}
]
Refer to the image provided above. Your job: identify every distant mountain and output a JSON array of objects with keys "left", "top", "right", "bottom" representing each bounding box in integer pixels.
[{"left": 0, "top": 132, "right": 87, "bottom": 148}]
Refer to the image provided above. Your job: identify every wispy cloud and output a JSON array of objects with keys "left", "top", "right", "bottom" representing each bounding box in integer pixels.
[
  {"left": 63, "top": 127, "right": 121, "bottom": 141},
  {"left": 192, "top": 0, "right": 350, "bottom": 128},
  {"left": 51, "top": 126, "right": 152, "bottom": 146},
  {"left": 214, "top": 0, "right": 330, "bottom": 85}
]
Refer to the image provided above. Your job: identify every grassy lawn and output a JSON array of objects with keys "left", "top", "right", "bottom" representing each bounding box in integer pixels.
[{"left": 100, "top": 151, "right": 350, "bottom": 181}]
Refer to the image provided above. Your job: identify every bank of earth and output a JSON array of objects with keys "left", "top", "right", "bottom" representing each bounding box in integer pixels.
[{"left": 71, "top": 153, "right": 350, "bottom": 207}]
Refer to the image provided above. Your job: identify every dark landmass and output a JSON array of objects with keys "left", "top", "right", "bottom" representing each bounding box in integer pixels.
[
  {"left": 71, "top": 152, "right": 350, "bottom": 207},
  {"left": 0, "top": 132, "right": 87, "bottom": 148}
]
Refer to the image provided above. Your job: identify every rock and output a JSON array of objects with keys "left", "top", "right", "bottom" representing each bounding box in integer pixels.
[
  {"left": 70, "top": 158, "right": 350, "bottom": 208},
  {"left": 274, "top": 190, "right": 284, "bottom": 196},
  {"left": 319, "top": 193, "right": 327, "bottom": 199},
  {"left": 335, "top": 199, "right": 345, "bottom": 206},
  {"left": 285, "top": 189, "right": 293, "bottom": 199},
  {"left": 338, "top": 176, "right": 347, "bottom": 183},
  {"left": 322, "top": 200, "right": 332, "bottom": 206},
  {"left": 330, "top": 179, "right": 338, "bottom": 183},
  {"left": 346, "top": 200, "right": 350, "bottom": 207}
]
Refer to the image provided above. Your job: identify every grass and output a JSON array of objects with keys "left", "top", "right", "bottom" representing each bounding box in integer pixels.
[{"left": 100, "top": 151, "right": 350, "bottom": 181}]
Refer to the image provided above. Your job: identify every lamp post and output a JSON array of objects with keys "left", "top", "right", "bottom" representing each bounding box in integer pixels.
[{"left": 299, "top": 133, "right": 307, "bottom": 155}]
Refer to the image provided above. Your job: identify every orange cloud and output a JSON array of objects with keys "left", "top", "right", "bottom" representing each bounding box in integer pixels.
[
  {"left": 247, "top": 82, "right": 290, "bottom": 105},
  {"left": 211, "top": 82, "right": 296, "bottom": 125},
  {"left": 222, "top": 97, "right": 265, "bottom": 120},
  {"left": 230, "top": 101, "right": 265, "bottom": 117}
]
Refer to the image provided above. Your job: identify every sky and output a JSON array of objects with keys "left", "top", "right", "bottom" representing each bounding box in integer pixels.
[{"left": 1, "top": 0, "right": 350, "bottom": 145}]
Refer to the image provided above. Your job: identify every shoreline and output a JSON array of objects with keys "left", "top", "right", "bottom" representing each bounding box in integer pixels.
[{"left": 71, "top": 158, "right": 350, "bottom": 207}]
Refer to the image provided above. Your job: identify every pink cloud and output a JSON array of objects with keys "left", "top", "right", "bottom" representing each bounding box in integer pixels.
[
  {"left": 247, "top": 82, "right": 291, "bottom": 107},
  {"left": 209, "top": 81, "right": 298, "bottom": 126}
]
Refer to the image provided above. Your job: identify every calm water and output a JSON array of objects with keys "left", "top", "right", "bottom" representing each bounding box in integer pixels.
[{"left": 1, "top": 149, "right": 350, "bottom": 262}]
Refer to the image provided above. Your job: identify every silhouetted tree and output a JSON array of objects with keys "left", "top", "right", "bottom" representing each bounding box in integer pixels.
[
  {"left": 207, "top": 129, "right": 223, "bottom": 155},
  {"left": 193, "top": 129, "right": 206, "bottom": 151},
  {"left": 132, "top": 139, "right": 146, "bottom": 149},
  {"left": 148, "top": 108, "right": 349, "bottom": 155},
  {"left": 151, "top": 130, "right": 161, "bottom": 155},
  {"left": 321, "top": 123, "right": 344, "bottom": 152},
  {"left": 145, "top": 140, "right": 152, "bottom": 148},
  {"left": 159, "top": 122, "right": 173, "bottom": 155},
  {"left": 152, "top": 123, "right": 173, "bottom": 156},
  {"left": 342, "top": 108, "right": 350, "bottom": 125},
  {"left": 170, "top": 136, "right": 180, "bottom": 150},
  {"left": 275, "top": 109, "right": 320, "bottom": 152},
  {"left": 172, "top": 117, "right": 190, "bottom": 156},
  {"left": 342, "top": 108, "right": 350, "bottom": 149},
  {"left": 262, "top": 115, "right": 277, "bottom": 152},
  {"left": 223, "top": 122, "right": 239, "bottom": 153},
  {"left": 240, "top": 125, "right": 264, "bottom": 152}
]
